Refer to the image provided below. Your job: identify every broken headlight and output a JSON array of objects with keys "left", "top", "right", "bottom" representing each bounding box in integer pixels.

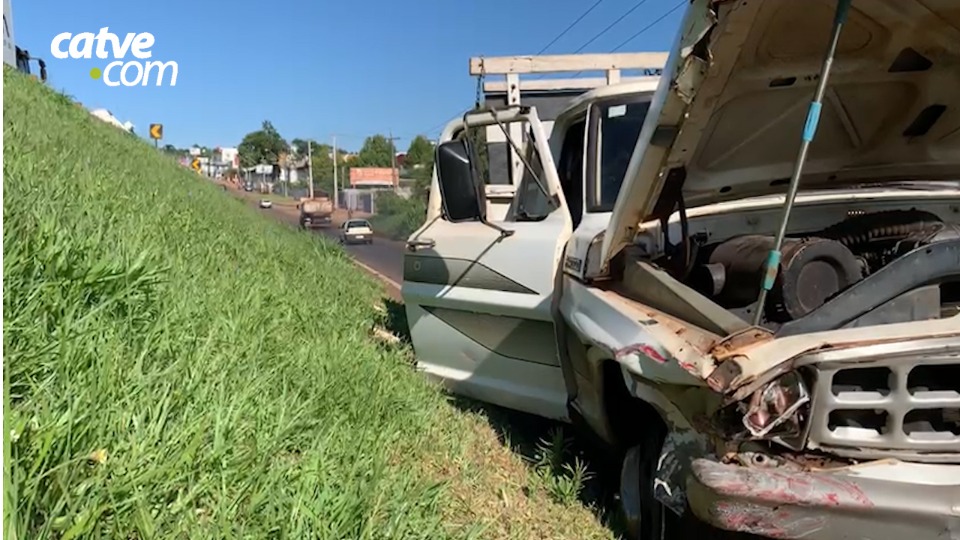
[
  {"left": 715, "top": 370, "right": 812, "bottom": 449},
  {"left": 742, "top": 371, "right": 810, "bottom": 439}
]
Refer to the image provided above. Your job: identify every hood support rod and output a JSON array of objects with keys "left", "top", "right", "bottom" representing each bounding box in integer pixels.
[{"left": 752, "top": 0, "right": 854, "bottom": 326}]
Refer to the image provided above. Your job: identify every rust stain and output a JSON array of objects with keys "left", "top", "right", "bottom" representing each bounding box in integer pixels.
[
  {"left": 710, "top": 327, "right": 775, "bottom": 361},
  {"left": 706, "top": 360, "right": 743, "bottom": 392}
]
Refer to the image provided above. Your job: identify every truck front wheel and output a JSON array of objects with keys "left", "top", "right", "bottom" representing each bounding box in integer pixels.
[
  {"left": 620, "top": 430, "right": 679, "bottom": 540},
  {"left": 621, "top": 431, "right": 728, "bottom": 540}
]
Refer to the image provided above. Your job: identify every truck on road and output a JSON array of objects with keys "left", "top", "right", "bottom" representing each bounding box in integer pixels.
[
  {"left": 297, "top": 195, "right": 334, "bottom": 229},
  {"left": 402, "top": 2, "right": 960, "bottom": 539}
]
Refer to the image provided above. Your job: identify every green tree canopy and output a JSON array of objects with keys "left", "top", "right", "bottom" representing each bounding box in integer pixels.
[
  {"left": 355, "top": 134, "right": 395, "bottom": 168},
  {"left": 404, "top": 135, "right": 434, "bottom": 200},
  {"left": 238, "top": 120, "right": 288, "bottom": 169},
  {"left": 404, "top": 135, "right": 434, "bottom": 168}
]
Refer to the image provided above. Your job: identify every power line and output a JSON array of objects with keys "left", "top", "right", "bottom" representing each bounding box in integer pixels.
[
  {"left": 569, "top": 0, "right": 686, "bottom": 78},
  {"left": 571, "top": 0, "right": 652, "bottom": 54},
  {"left": 529, "top": 0, "right": 607, "bottom": 81},
  {"left": 414, "top": 106, "right": 472, "bottom": 141},
  {"left": 611, "top": 0, "right": 686, "bottom": 52},
  {"left": 415, "top": 0, "right": 685, "bottom": 139},
  {"left": 535, "top": 0, "right": 606, "bottom": 55}
]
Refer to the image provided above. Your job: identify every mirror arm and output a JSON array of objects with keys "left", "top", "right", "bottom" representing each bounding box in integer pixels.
[
  {"left": 479, "top": 218, "right": 515, "bottom": 240},
  {"left": 488, "top": 111, "right": 554, "bottom": 207}
]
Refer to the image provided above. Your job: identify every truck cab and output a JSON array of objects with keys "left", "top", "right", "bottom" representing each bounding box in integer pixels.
[
  {"left": 404, "top": 78, "right": 658, "bottom": 421},
  {"left": 403, "top": 2, "right": 960, "bottom": 539}
]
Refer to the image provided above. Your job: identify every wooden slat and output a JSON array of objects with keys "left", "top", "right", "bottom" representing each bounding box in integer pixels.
[
  {"left": 469, "top": 53, "right": 668, "bottom": 75},
  {"left": 482, "top": 76, "right": 660, "bottom": 93}
]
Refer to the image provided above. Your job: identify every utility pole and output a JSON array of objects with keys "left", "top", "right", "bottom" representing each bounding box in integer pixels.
[
  {"left": 332, "top": 134, "right": 339, "bottom": 209},
  {"left": 388, "top": 131, "right": 401, "bottom": 194},
  {"left": 307, "top": 139, "right": 314, "bottom": 199}
]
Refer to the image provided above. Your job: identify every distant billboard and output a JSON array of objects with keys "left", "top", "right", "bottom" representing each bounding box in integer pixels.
[{"left": 350, "top": 167, "right": 397, "bottom": 187}]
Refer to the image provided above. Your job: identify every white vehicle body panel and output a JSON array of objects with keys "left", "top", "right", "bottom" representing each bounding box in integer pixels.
[
  {"left": 3, "top": 0, "right": 15, "bottom": 68},
  {"left": 403, "top": 108, "right": 573, "bottom": 420}
]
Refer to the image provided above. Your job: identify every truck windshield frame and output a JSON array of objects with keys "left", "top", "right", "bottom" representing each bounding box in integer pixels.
[{"left": 585, "top": 93, "right": 654, "bottom": 213}]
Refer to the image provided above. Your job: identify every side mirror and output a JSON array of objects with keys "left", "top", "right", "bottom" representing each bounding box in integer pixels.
[{"left": 435, "top": 139, "right": 485, "bottom": 223}]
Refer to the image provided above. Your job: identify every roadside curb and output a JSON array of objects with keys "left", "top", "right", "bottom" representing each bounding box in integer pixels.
[{"left": 351, "top": 258, "right": 402, "bottom": 291}]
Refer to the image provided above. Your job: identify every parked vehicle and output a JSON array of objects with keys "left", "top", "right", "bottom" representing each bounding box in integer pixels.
[
  {"left": 298, "top": 196, "right": 334, "bottom": 229},
  {"left": 3, "top": 0, "right": 47, "bottom": 81},
  {"left": 340, "top": 219, "right": 374, "bottom": 245},
  {"left": 402, "top": 3, "right": 960, "bottom": 539}
]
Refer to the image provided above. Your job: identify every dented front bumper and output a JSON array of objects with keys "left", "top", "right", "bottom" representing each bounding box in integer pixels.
[{"left": 687, "top": 458, "right": 960, "bottom": 540}]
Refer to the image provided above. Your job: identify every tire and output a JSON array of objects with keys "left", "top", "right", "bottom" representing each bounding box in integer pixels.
[
  {"left": 622, "top": 432, "right": 727, "bottom": 540},
  {"left": 620, "top": 430, "right": 681, "bottom": 540}
]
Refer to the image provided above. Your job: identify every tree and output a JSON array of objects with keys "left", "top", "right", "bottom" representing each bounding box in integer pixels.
[
  {"left": 405, "top": 135, "right": 434, "bottom": 200},
  {"left": 289, "top": 138, "right": 311, "bottom": 158},
  {"left": 238, "top": 120, "right": 288, "bottom": 173},
  {"left": 355, "top": 134, "right": 394, "bottom": 168},
  {"left": 405, "top": 135, "right": 434, "bottom": 168}
]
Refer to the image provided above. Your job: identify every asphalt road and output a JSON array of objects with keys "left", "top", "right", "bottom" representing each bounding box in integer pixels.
[
  {"left": 316, "top": 226, "right": 405, "bottom": 289},
  {"left": 230, "top": 187, "right": 405, "bottom": 294}
]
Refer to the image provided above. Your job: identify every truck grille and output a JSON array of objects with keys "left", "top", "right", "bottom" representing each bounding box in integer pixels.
[{"left": 806, "top": 337, "right": 960, "bottom": 459}]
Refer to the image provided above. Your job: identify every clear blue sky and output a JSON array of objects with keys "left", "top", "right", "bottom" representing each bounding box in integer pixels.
[{"left": 13, "top": 0, "right": 685, "bottom": 152}]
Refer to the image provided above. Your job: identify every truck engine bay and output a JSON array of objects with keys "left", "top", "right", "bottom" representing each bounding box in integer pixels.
[{"left": 635, "top": 199, "right": 960, "bottom": 335}]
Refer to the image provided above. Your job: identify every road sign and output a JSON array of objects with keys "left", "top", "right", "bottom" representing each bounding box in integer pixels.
[
  {"left": 191, "top": 157, "right": 200, "bottom": 171},
  {"left": 149, "top": 123, "right": 163, "bottom": 140}
]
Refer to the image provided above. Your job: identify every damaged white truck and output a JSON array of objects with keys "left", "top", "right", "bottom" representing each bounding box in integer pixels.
[{"left": 402, "top": 1, "right": 960, "bottom": 539}]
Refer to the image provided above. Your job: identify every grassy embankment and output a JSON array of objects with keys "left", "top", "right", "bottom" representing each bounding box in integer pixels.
[{"left": 3, "top": 66, "right": 618, "bottom": 539}]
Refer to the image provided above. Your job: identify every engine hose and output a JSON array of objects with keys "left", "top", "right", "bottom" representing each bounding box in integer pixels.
[{"left": 819, "top": 210, "right": 943, "bottom": 248}]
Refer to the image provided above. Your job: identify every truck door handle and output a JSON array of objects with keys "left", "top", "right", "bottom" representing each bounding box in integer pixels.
[{"left": 406, "top": 238, "right": 436, "bottom": 251}]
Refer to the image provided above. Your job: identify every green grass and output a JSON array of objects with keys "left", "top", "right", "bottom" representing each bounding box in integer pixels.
[{"left": 3, "top": 66, "right": 619, "bottom": 540}]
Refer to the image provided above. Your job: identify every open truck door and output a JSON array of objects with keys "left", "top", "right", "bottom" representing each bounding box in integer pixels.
[{"left": 401, "top": 106, "right": 574, "bottom": 420}]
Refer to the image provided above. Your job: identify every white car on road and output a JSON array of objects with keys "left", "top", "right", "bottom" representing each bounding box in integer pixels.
[{"left": 339, "top": 219, "right": 374, "bottom": 245}]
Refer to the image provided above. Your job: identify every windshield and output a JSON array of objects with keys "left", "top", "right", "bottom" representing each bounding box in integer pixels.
[
  {"left": 589, "top": 98, "right": 652, "bottom": 212},
  {"left": 347, "top": 220, "right": 371, "bottom": 229}
]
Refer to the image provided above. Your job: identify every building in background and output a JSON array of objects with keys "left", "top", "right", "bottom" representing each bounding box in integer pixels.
[
  {"left": 88, "top": 108, "right": 135, "bottom": 133},
  {"left": 217, "top": 147, "right": 239, "bottom": 168}
]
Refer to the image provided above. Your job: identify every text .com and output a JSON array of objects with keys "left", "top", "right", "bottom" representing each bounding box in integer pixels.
[{"left": 49, "top": 28, "right": 178, "bottom": 87}]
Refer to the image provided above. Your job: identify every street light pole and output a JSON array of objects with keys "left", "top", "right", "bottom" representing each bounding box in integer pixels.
[
  {"left": 388, "top": 131, "right": 401, "bottom": 194},
  {"left": 332, "top": 134, "right": 339, "bottom": 209},
  {"left": 307, "top": 139, "right": 314, "bottom": 200}
]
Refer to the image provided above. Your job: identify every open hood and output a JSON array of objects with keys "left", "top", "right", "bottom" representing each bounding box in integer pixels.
[{"left": 602, "top": 0, "right": 960, "bottom": 270}]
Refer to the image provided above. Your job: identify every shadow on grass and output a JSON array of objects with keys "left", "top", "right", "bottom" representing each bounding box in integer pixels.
[
  {"left": 382, "top": 298, "right": 412, "bottom": 346},
  {"left": 451, "top": 397, "right": 630, "bottom": 536},
  {"left": 379, "top": 296, "right": 628, "bottom": 536}
]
